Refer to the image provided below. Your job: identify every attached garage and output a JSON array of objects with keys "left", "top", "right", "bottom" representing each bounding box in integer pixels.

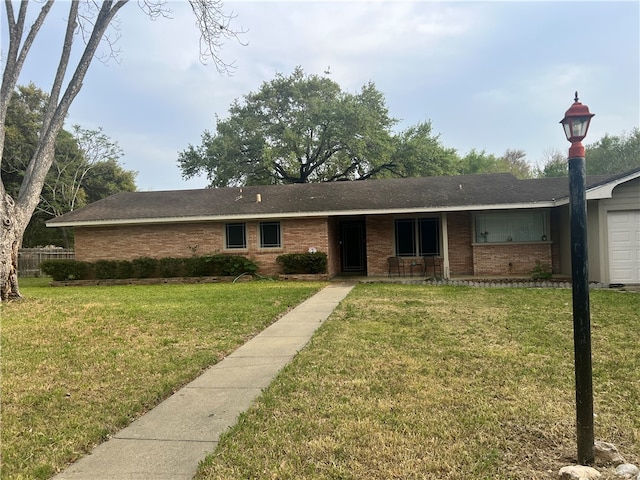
[{"left": 608, "top": 210, "right": 640, "bottom": 284}]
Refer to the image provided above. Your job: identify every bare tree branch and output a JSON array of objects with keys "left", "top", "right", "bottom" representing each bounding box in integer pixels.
[
  {"left": 0, "top": 0, "right": 54, "bottom": 167},
  {"left": 188, "top": 0, "right": 247, "bottom": 74}
]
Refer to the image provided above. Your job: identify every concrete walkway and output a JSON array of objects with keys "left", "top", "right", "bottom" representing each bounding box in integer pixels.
[{"left": 53, "top": 283, "right": 355, "bottom": 480}]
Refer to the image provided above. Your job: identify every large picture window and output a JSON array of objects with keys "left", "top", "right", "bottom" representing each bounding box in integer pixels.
[
  {"left": 225, "top": 223, "right": 246, "bottom": 249},
  {"left": 394, "top": 218, "right": 440, "bottom": 256},
  {"left": 474, "top": 210, "right": 547, "bottom": 243},
  {"left": 260, "top": 221, "right": 281, "bottom": 248}
]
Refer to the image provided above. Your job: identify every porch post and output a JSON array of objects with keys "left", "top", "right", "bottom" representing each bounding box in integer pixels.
[{"left": 440, "top": 213, "right": 450, "bottom": 279}]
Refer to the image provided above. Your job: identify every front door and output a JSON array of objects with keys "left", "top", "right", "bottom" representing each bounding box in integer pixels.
[{"left": 340, "top": 220, "right": 366, "bottom": 273}]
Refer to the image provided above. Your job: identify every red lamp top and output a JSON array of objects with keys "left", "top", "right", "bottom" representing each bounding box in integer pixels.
[{"left": 560, "top": 92, "right": 595, "bottom": 144}]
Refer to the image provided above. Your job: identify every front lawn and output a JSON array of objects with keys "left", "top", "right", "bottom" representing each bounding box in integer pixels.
[
  {"left": 197, "top": 284, "right": 640, "bottom": 480},
  {"left": 0, "top": 279, "right": 325, "bottom": 479}
]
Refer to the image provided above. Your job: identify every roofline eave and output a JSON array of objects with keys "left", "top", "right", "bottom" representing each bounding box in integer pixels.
[{"left": 46, "top": 201, "right": 559, "bottom": 228}]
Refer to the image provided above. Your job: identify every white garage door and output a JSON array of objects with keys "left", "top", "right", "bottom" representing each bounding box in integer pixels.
[{"left": 608, "top": 210, "right": 640, "bottom": 284}]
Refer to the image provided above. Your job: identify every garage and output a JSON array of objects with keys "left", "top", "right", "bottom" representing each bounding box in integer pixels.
[{"left": 608, "top": 210, "right": 640, "bottom": 284}]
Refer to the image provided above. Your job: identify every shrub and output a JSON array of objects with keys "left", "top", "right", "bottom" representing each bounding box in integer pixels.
[
  {"left": 183, "top": 256, "right": 215, "bottom": 277},
  {"left": 184, "top": 254, "right": 257, "bottom": 277},
  {"left": 530, "top": 260, "right": 553, "bottom": 280},
  {"left": 94, "top": 260, "right": 121, "bottom": 280},
  {"left": 40, "top": 260, "right": 89, "bottom": 281},
  {"left": 115, "top": 260, "right": 133, "bottom": 279},
  {"left": 39, "top": 254, "right": 257, "bottom": 281},
  {"left": 276, "top": 252, "right": 327, "bottom": 274},
  {"left": 220, "top": 255, "right": 258, "bottom": 277},
  {"left": 131, "top": 257, "right": 158, "bottom": 278},
  {"left": 158, "top": 257, "right": 185, "bottom": 277}
]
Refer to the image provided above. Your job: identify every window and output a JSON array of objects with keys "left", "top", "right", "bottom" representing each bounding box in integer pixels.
[
  {"left": 474, "top": 210, "right": 547, "bottom": 243},
  {"left": 394, "top": 218, "right": 440, "bottom": 256},
  {"left": 225, "top": 223, "right": 246, "bottom": 249},
  {"left": 395, "top": 219, "right": 415, "bottom": 256},
  {"left": 260, "top": 221, "right": 281, "bottom": 248}
]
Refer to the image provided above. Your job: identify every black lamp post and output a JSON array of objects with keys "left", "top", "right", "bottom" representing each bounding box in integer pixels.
[{"left": 560, "top": 92, "right": 595, "bottom": 465}]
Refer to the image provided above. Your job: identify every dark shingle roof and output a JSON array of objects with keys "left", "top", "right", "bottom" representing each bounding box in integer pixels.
[{"left": 45, "top": 171, "right": 633, "bottom": 227}]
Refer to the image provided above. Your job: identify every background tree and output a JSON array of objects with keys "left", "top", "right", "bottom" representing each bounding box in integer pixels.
[
  {"left": 3, "top": 84, "right": 137, "bottom": 247},
  {"left": 32, "top": 126, "right": 136, "bottom": 247},
  {"left": 1, "top": 0, "right": 241, "bottom": 300},
  {"left": 179, "top": 68, "right": 396, "bottom": 185},
  {"left": 1, "top": 83, "right": 45, "bottom": 197},
  {"left": 389, "top": 121, "right": 460, "bottom": 178},
  {"left": 458, "top": 149, "right": 502, "bottom": 176},
  {"left": 535, "top": 149, "right": 568, "bottom": 178},
  {"left": 459, "top": 148, "right": 532, "bottom": 179},
  {"left": 39, "top": 125, "right": 131, "bottom": 218},
  {"left": 584, "top": 128, "right": 640, "bottom": 175},
  {"left": 179, "top": 68, "right": 463, "bottom": 186},
  {"left": 500, "top": 149, "right": 533, "bottom": 179},
  {"left": 535, "top": 130, "right": 640, "bottom": 178}
]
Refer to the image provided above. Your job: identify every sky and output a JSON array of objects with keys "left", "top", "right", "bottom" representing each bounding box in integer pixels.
[{"left": 3, "top": 0, "right": 639, "bottom": 191}]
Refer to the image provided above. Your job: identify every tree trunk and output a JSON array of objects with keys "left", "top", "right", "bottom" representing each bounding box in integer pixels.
[
  {"left": 1, "top": 192, "right": 23, "bottom": 301},
  {"left": 0, "top": 1, "right": 127, "bottom": 301}
]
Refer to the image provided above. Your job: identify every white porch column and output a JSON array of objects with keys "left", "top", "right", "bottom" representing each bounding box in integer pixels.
[{"left": 441, "top": 212, "right": 450, "bottom": 279}]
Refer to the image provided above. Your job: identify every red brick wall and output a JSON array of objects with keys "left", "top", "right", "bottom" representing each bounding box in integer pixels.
[
  {"left": 472, "top": 243, "right": 552, "bottom": 276},
  {"left": 447, "top": 212, "right": 474, "bottom": 275},
  {"left": 74, "top": 217, "right": 331, "bottom": 277},
  {"left": 327, "top": 218, "right": 341, "bottom": 277},
  {"left": 366, "top": 215, "right": 394, "bottom": 276},
  {"left": 72, "top": 211, "right": 557, "bottom": 279},
  {"left": 74, "top": 224, "right": 218, "bottom": 261}
]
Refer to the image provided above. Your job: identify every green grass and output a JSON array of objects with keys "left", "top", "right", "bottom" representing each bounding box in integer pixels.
[
  {"left": 196, "top": 284, "right": 640, "bottom": 480},
  {"left": 0, "top": 278, "right": 326, "bottom": 479}
]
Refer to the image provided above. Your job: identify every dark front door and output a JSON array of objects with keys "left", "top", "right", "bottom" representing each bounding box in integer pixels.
[{"left": 340, "top": 220, "right": 366, "bottom": 273}]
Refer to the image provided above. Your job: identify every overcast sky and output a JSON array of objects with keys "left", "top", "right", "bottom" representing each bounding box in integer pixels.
[{"left": 5, "top": 1, "right": 639, "bottom": 191}]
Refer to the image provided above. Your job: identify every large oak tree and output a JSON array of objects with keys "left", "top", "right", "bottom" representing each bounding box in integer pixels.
[
  {"left": 0, "top": 0, "right": 241, "bottom": 300},
  {"left": 178, "top": 67, "right": 459, "bottom": 186}
]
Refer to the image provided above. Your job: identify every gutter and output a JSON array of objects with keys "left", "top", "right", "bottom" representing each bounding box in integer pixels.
[{"left": 46, "top": 201, "right": 558, "bottom": 228}]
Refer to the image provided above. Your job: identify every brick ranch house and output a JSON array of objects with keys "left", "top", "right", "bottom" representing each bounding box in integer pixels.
[{"left": 46, "top": 169, "right": 640, "bottom": 285}]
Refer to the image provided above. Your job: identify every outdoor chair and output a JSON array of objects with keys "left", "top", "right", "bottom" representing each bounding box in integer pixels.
[
  {"left": 388, "top": 256, "right": 405, "bottom": 277},
  {"left": 423, "top": 255, "right": 443, "bottom": 279}
]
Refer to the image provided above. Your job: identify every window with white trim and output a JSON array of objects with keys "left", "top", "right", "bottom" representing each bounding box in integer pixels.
[
  {"left": 225, "top": 223, "right": 246, "bottom": 249},
  {"left": 394, "top": 218, "right": 440, "bottom": 256},
  {"left": 259, "top": 221, "right": 281, "bottom": 248},
  {"left": 474, "top": 210, "right": 547, "bottom": 243}
]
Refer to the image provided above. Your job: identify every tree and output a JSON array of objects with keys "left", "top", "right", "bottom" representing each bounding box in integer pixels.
[
  {"left": 180, "top": 68, "right": 390, "bottom": 185},
  {"left": 585, "top": 128, "right": 640, "bottom": 175},
  {"left": 535, "top": 130, "right": 640, "bottom": 178},
  {"left": 3, "top": 84, "right": 137, "bottom": 247},
  {"left": 39, "top": 125, "right": 131, "bottom": 218},
  {"left": 179, "top": 68, "right": 461, "bottom": 186},
  {"left": 459, "top": 148, "right": 532, "bottom": 179},
  {"left": 33, "top": 126, "right": 137, "bottom": 248},
  {"left": 535, "top": 149, "right": 568, "bottom": 178},
  {"left": 389, "top": 121, "right": 460, "bottom": 178},
  {"left": 1, "top": 0, "right": 241, "bottom": 300},
  {"left": 458, "top": 149, "right": 502, "bottom": 176},
  {"left": 1, "top": 83, "right": 48, "bottom": 198},
  {"left": 500, "top": 149, "right": 533, "bottom": 179}
]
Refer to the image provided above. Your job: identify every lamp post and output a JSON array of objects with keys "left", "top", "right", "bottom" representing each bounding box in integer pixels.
[{"left": 560, "top": 92, "right": 595, "bottom": 465}]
